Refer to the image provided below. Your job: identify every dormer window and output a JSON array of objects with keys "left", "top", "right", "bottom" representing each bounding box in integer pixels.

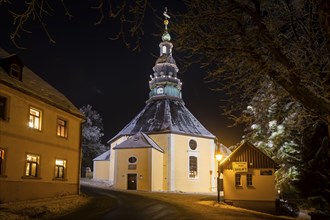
[{"left": 10, "top": 63, "right": 21, "bottom": 80}]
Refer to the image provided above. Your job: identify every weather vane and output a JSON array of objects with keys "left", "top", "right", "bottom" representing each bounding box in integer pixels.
[{"left": 163, "top": 7, "right": 170, "bottom": 30}]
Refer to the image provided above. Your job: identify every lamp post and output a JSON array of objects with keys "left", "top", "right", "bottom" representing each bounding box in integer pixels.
[{"left": 215, "top": 148, "right": 223, "bottom": 203}]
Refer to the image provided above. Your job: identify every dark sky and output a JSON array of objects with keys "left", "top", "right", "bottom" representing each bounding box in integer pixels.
[{"left": 0, "top": 2, "right": 244, "bottom": 147}]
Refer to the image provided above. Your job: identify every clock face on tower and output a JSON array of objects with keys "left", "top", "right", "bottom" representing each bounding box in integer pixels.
[{"left": 156, "top": 87, "right": 164, "bottom": 95}]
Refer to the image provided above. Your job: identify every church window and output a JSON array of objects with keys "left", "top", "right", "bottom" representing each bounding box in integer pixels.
[
  {"left": 189, "top": 139, "right": 197, "bottom": 150},
  {"left": 128, "top": 156, "right": 137, "bottom": 164},
  {"left": 189, "top": 156, "right": 198, "bottom": 179}
]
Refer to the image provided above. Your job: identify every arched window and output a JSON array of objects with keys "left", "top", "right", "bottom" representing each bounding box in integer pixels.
[
  {"left": 10, "top": 63, "right": 21, "bottom": 79},
  {"left": 162, "top": 45, "right": 166, "bottom": 54},
  {"left": 189, "top": 156, "right": 198, "bottom": 179}
]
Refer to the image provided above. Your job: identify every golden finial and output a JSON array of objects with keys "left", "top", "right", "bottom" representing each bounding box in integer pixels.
[{"left": 163, "top": 7, "right": 170, "bottom": 30}]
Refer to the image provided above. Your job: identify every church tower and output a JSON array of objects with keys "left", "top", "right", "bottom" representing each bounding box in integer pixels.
[
  {"left": 97, "top": 9, "right": 217, "bottom": 193},
  {"left": 148, "top": 12, "right": 182, "bottom": 101}
]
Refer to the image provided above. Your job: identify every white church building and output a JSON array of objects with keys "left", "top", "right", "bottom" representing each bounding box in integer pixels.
[{"left": 93, "top": 13, "right": 220, "bottom": 193}]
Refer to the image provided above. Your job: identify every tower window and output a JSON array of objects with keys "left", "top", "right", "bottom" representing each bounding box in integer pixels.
[{"left": 162, "top": 45, "right": 166, "bottom": 54}]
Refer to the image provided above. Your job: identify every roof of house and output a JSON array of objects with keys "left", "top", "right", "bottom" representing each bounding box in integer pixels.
[
  {"left": 221, "top": 141, "right": 279, "bottom": 170},
  {"left": 0, "top": 48, "right": 84, "bottom": 119},
  {"left": 109, "top": 98, "right": 215, "bottom": 142},
  {"left": 113, "top": 132, "right": 164, "bottom": 153},
  {"left": 93, "top": 150, "right": 111, "bottom": 161}
]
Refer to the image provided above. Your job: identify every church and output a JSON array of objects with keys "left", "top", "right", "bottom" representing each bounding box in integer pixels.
[{"left": 93, "top": 12, "right": 219, "bottom": 192}]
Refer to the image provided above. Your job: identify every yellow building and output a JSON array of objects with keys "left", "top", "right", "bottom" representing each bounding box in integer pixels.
[
  {"left": 220, "top": 141, "right": 279, "bottom": 214},
  {"left": 0, "top": 48, "right": 85, "bottom": 203},
  {"left": 94, "top": 13, "right": 219, "bottom": 193}
]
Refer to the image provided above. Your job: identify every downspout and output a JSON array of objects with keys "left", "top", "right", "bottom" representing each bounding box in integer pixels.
[{"left": 77, "top": 119, "right": 85, "bottom": 195}]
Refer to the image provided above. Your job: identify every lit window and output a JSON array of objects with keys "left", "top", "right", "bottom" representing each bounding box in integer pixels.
[
  {"left": 162, "top": 45, "right": 166, "bottom": 54},
  {"left": 0, "top": 149, "right": 5, "bottom": 176},
  {"left": 247, "top": 174, "right": 253, "bottom": 186},
  {"left": 0, "top": 96, "right": 7, "bottom": 120},
  {"left": 25, "top": 154, "right": 40, "bottom": 177},
  {"left": 57, "top": 119, "right": 68, "bottom": 138},
  {"left": 55, "top": 159, "right": 66, "bottom": 179},
  {"left": 10, "top": 63, "right": 21, "bottom": 79},
  {"left": 29, "top": 107, "right": 42, "bottom": 130},
  {"left": 189, "top": 156, "right": 198, "bottom": 179},
  {"left": 235, "top": 173, "right": 241, "bottom": 186}
]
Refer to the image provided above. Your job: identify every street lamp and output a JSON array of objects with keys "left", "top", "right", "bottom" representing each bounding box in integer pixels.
[{"left": 215, "top": 147, "right": 223, "bottom": 203}]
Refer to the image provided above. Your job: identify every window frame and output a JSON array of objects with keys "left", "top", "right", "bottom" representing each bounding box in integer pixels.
[
  {"left": 24, "top": 153, "right": 41, "bottom": 178},
  {"left": 9, "top": 63, "right": 21, "bottom": 79},
  {"left": 54, "top": 158, "right": 67, "bottom": 180},
  {"left": 0, "top": 95, "right": 9, "bottom": 121},
  {"left": 57, "top": 118, "right": 68, "bottom": 138},
  {"left": 28, "top": 106, "right": 42, "bottom": 131},
  {"left": 188, "top": 155, "right": 198, "bottom": 179},
  {"left": 235, "top": 173, "right": 241, "bottom": 186},
  {"left": 247, "top": 173, "right": 253, "bottom": 187},
  {"left": 0, "top": 148, "right": 7, "bottom": 177}
]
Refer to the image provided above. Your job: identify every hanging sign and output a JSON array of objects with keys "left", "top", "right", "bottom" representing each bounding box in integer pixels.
[{"left": 232, "top": 162, "right": 248, "bottom": 172}]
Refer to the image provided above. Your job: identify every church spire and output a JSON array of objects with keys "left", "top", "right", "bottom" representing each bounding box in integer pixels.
[{"left": 148, "top": 8, "right": 182, "bottom": 102}]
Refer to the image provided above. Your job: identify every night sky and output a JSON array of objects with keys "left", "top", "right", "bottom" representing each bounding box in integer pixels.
[{"left": 0, "top": 2, "right": 244, "bottom": 147}]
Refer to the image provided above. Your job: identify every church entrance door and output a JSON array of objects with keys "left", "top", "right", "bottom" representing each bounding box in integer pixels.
[{"left": 127, "top": 174, "right": 137, "bottom": 190}]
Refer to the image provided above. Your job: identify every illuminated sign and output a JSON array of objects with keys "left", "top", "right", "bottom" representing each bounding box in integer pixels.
[{"left": 232, "top": 162, "right": 248, "bottom": 172}]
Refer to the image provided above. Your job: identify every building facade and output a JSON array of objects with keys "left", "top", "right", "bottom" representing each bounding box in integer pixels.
[
  {"left": 220, "top": 141, "right": 279, "bottom": 214},
  {"left": 94, "top": 14, "right": 219, "bottom": 193},
  {"left": 0, "top": 49, "right": 85, "bottom": 203}
]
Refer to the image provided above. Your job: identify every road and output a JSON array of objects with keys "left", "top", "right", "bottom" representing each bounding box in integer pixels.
[{"left": 59, "top": 185, "right": 293, "bottom": 220}]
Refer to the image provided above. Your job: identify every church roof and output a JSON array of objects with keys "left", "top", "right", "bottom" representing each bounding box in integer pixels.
[
  {"left": 110, "top": 99, "right": 215, "bottom": 142},
  {"left": 0, "top": 48, "right": 84, "bottom": 119},
  {"left": 93, "top": 150, "right": 110, "bottom": 161},
  {"left": 113, "top": 132, "right": 164, "bottom": 153}
]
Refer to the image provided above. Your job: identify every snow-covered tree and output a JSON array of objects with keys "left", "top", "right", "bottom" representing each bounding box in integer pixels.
[
  {"left": 244, "top": 79, "right": 330, "bottom": 208},
  {"left": 80, "top": 104, "right": 107, "bottom": 171}
]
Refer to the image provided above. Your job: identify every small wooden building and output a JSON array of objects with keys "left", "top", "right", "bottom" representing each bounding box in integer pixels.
[{"left": 221, "top": 141, "right": 279, "bottom": 214}]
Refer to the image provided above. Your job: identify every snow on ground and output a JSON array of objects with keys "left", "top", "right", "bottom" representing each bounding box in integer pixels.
[{"left": 0, "top": 178, "right": 311, "bottom": 220}]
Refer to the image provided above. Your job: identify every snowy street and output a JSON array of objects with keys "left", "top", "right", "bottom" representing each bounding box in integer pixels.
[{"left": 0, "top": 179, "right": 310, "bottom": 220}]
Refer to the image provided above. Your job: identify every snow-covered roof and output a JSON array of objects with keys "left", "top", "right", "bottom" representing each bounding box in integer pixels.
[
  {"left": 113, "top": 132, "right": 164, "bottom": 153},
  {"left": 93, "top": 150, "right": 110, "bottom": 161},
  {"left": 109, "top": 99, "right": 215, "bottom": 142},
  {"left": 0, "top": 48, "right": 84, "bottom": 119}
]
